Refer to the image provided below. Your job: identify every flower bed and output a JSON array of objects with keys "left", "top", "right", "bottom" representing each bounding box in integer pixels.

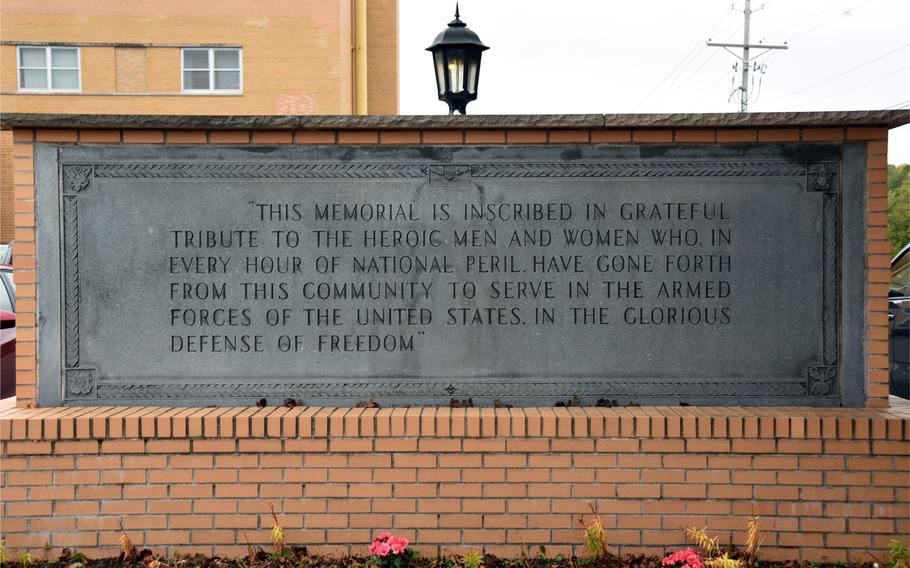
[{"left": 0, "top": 549, "right": 884, "bottom": 568}]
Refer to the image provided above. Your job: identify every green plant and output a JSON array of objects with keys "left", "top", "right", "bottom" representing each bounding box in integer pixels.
[
  {"left": 268, "top": 506, "right": 292, "bottom": 560},
  {"left": 704, "top": 554, "right": 741, "bottom": 568},
  {"left": 533, "top": 546, "right": 564, "bottom": 564},
  {"left": 581, "top": 504, "right": 609, "bottom": 560},
  {"left": 0, "top": 540, "right": 10, "bottom": 564},
  {"left": 461, "top": 550, "right": 484, "bottom": 568},
  {"left": 685, "top": 527, "right": 720, "bottom": 558},
  {"left": 889, "top": 539, "right": 910, "bottom": 568},
  {"left": 17, "top": 552, "right": 35, "bottom": 566}
]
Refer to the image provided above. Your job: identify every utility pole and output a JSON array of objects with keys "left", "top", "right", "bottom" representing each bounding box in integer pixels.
[{"left": 707, "top": 0, "right": 787, "bottom": 112}]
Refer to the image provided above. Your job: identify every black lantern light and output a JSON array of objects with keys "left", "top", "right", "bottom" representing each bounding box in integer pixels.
[{"left": 426, "top": 4, "right": 489, "bottom": 115}]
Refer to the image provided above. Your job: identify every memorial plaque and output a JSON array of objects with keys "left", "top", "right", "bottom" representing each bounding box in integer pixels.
[{"left": 36, "top": 143, "right": 866, "bottom": 406}]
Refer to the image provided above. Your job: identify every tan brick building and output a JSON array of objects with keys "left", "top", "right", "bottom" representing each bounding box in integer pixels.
[{"left": 0, "top": 0, "right": 400, "bottom": 242}]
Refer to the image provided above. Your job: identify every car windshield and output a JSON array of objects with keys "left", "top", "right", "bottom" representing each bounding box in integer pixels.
[
  {"left": 0, "top": 271, "right": 12, "bottom": 312},
  {"left": 893, "top": 248, "right": 910, "bottom": 297},
  {"left": 0, "top": 244, "right": 10, "bottom": 265}
]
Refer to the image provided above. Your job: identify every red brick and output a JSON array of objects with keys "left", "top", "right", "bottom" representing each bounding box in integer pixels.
[
  {"left": 251, "top": 130, "right": 293, "bottom": 144},
  {"left": 380, "top": 130, "right": 421, "bottom": 144},
  {"left": 591, "top": 130, "right": 631, "bottom": 142},
  {"left": 802, "top": 127, "right": 844, "bottom": 141},
  {"left": 210, "top": 130, "right": 251, "bottom": 144},
  {"left": 123, "top": 130, "right": 164, "bottom": 143},
  {"left": 549, "top": 130, "right": 589, "bottom": 143},
  {"left": 166, "top": 130, "right": 208, "bottom": 143},
  {"left": 506, "top": 130, "right": 547, "bottom": 143},
  {"left": 421, "top": 130, "right": 463, "bottom": 144},
  {"left": 465, "top": 130, "right": 506, "bottom": 144},
  {"left": 674, "top": 130, "right": 715, "bottom": 143},
  {"left": 36, "top": 129, "right": 77, "bottom": 142},
  {"left": 758, "top": 128, "right": 800, "bottom": 142},
  {"left": 632, "top": 130, "right": 673, "bottom": 143},
  {"left": 295, "top": 130, "right": 336, "bottom": 144},
  {"left": 716, "top": 129, "right": 757, "bottom": 142},
  {"left": 847, "top": 127, "right": 888, "bottom": 140},
  {"left": 338, "top": 130, "right": 379, "bottom": 144}
]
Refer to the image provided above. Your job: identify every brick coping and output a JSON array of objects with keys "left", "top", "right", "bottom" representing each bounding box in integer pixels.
[
  {"left": 1, "top": 402, "right": 907, "bottom": 441},
  {"left": 1, "top": 109, "right": 908, "bottom": 130}
]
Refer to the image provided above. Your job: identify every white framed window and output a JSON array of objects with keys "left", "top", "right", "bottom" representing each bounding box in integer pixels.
[
  {"left": 181, "top": 48, "right": 242, "bottom": 93},
  {"left": 17, "top": 46, "right": 81, "bottom": 92}
]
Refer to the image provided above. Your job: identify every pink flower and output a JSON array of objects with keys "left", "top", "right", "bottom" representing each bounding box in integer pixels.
[
  {"left": 662, "top": 549, "right": 704, "bottom": 568},
  {"left": 376, "top": 542, "right": 392, "bottom": 557},
  {"left": 389, "top": 536, "right": 408, "bottom": 554},
  {"left": 376, "top": 531, "right": 392, "bottom": 541}
]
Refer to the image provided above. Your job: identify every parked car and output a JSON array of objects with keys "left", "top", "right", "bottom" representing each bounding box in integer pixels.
[
  {"left": 0, "top": 241, "right": 12, "bottom": 265},
  {"left": 0, "top": 264, "right": 14, "bottom": 399},
  {"left": 890, "top": 244, "right": 910, "bottom": 399}
]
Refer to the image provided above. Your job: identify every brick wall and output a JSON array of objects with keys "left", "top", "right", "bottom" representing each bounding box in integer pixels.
[
  {"left": 1, "top": 405, "right": 908, "bottom": 561},
  {"left": 2, "top": 121, "right": 907, "bottom": 562},
  {"left": 0, "top": 129, "right": 13, "bottom": 242}
]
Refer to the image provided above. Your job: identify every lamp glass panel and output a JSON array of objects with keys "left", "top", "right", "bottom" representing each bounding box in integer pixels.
[
  {"left": 446, "top": 49, "right": 465, "bottom": 93},
  {"left": 433, "top": 50, "right": 445, "bottom": 95},
  {"left": 466, "top": 56, "right": 479, "bottom": 94}
]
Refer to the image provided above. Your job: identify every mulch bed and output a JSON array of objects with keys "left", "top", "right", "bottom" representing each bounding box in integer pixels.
[{"left": 16, "top": 548, "right": 874, "bottom": 568}]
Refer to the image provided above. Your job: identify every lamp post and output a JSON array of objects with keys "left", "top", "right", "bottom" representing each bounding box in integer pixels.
[{"left": 427, "top": 4, "right": 489, "bottom": 115}]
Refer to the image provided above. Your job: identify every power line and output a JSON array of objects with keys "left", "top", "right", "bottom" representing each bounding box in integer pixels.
[
  {"left": 633, "top": 6, "right": 736, "bottom": 111},
  {"left": 763, "top": 42, "right": 910, "bottom": 104},
  {"left": 886, "top": 98, "right": 910, "bottom": 110},
  {"left": 761, "top": 0, "right": 854, "bottom": 40},
  {"left": 788, "top": 0, "right": 874, "bottom": 41},
  {"left": 792, "top": 62, "right": 910, "bottom": 109}
]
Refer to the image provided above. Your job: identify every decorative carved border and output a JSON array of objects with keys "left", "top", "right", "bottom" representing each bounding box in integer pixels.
[
  {"left": 93, "top": 163, "right": 429, "bottom": 179},
  {"left": 96, "top": 379, "right": 808, "bottom": 399},
  {"left": 88, "top": 161, "right": 809, "bottom": 181},
  {"left": 60, "top": 158, "right": 840, "bottom": 403},
  {"left": 803, "top": 161, "right": 839, "bottom": 396},
  {"left": 472, "top": 162, "right": 807, "bottom": 178}
]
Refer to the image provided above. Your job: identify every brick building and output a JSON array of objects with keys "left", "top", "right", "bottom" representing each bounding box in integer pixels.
[{"left": 0, "top": 0, "right": 399, "bottom": 242}]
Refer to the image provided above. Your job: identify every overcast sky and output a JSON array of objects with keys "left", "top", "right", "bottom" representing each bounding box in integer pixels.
[{"left": 399, "top": 0, "right": 910, "bottom": 164}]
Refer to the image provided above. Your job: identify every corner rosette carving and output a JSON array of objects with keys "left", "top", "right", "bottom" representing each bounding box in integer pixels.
[
  {"left": 807, "top": 163, "right": 837, "bottom": 192},
  {"left": 63, "top": 165, "right": 93, "bottom": 194},
  {"left": 807, "top": 366, "right": 837, "bottom": 396},
  {"left": 66, "top": 368, "right": 95, "bottom": 397}
]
